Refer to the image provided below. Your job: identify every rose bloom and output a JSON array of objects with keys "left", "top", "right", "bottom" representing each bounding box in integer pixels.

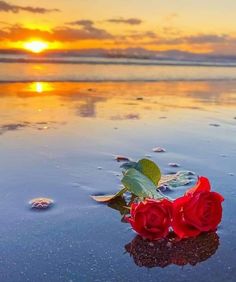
[
  {"left": 126, "top": 199, "right": 172, "bottom": 240},
  {"left": 172, "top": 177, "right": 224, "bottom": 239}
]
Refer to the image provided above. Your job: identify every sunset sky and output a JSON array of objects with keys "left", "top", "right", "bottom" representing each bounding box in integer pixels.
[{"left": 1, "top": 0, "right": 236, "bottom": 55}]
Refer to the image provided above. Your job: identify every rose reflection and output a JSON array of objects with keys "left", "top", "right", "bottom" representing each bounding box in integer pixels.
[{"left": 125, "top": 232, "right": 219, "bottom": 268}]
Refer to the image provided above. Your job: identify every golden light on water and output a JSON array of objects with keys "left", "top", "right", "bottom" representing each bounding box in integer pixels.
[
  {"left": 29, "top": 82, "right": 54, "bottom": 93},
  {"left": 1, "top": 81, "right": 235, "bottom": 128},
  {"left": 35, "top": 82, "right": 43, "bottom": 93},
  {"left": 24, "top": 41, "right": 48, "bottom": 53}
]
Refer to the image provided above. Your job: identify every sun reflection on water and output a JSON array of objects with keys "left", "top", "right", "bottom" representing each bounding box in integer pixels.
[
  {"left": 29, "top": 82, "right": 54, "bottom": 93},
  {"left": 36, "top": 82, "right": 43, "bottom": 93},
  {"left": 0, "top": 81, "right": 235, "bottom": 126}
]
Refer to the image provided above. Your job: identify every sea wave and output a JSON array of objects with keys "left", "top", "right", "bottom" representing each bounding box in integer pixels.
[
  {"left": 1, "top": 56, "right": 236, "bottom": 67},
  {"left": 1, "top": 59, "right": 236, "bottom": 82},
  {"left": 1, "top": 78, "right": 236, "bottom": 83}
]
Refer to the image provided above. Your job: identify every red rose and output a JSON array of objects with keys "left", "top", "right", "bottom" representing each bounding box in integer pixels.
[
  {"left": 126, "top": 199, "right": 172, "bottom": 240},
  {"left": 172, "top": 177, "right": 224, "bottom": 239}
]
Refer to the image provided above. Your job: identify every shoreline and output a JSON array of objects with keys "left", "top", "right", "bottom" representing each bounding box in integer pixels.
[{"left": 2, "top": 78, "right": 236, "bottom": 83}]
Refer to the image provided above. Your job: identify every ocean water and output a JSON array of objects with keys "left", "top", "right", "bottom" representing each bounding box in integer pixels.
[
  {"left": 0, "top": 60, "right": 236, "bottom": 281},
  {"left": 2, "top": 56, "right": 236, "bottom": 82}
]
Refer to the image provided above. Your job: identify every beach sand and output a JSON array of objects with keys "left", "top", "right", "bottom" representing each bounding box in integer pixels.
[{"left": 0, "top": 81, "right": 235, "bottom": 281}]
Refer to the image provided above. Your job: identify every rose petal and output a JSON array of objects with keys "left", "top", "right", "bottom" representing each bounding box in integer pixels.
[{"left": 186, "top": 176, "right": 211, "bottom": 196}]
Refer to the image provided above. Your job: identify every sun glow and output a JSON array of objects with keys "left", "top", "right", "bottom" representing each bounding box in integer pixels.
[
  {"left": 35, "top": 82, "right": 43, "bottom": 93},
  {"left": 24, "top": 41, "right": 48, "bottom": 53},
  {"left": 29, "top": 82, "right": 54, "bottom": 93}
]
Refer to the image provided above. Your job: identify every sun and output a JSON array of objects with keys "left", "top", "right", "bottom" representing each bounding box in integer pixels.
[{"left": 24, "top": 40, "right": 48, "bottom": 53}]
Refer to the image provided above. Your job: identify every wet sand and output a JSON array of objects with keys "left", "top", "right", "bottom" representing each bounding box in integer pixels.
[{"left": 0, "top": 81, "right": 235, "bottom": 281}]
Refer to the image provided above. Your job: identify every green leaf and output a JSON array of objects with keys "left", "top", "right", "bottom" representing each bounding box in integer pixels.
[
  {"left": 136, "top": 158, "right": 161, "bottom": 185},
  {"left": 120, "top": 159, "right": 161, "bottom": 185},
  {"left": 121, "top": 168, "right": 163, "bottom": 199},
  {"left": 107, "top": 196, "right": 130, "bottom": 216},
  {"left": 120, "top": 161, "right": 138, "bottom": 171}
]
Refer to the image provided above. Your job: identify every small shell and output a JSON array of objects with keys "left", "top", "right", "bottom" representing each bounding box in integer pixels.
[
  {"left": 168, "top": 163, "right": 180, "bottom": 168},
  {"left": 115, "top": 156, "right": 130, "bottom": 162},
  {"left": 152, "top": 147, "right": 166, "bottom": 153},
  {"left": 29, "top": 197, "right": 54, "bottom": 210}
]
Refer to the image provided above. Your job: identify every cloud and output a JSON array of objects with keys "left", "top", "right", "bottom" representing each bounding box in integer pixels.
[
  {"left": 147, "top": 33, "right": 229, "bottom": 45},
  {"left": 53, "top": 26, "right": 112, "bottom": 41},
  {"left": 0, "top": 21, "right": 233, "bottom": 56},
  {"left": 0, "top": 24, "right": 113, "bottom": 41},
  {"left": 63, "top": 20, "right": 112, "bottom": 40},
  {"left": 0, "top": 1, "right": 60, "bottom": 14},
  {"left": 107, "top": 17, "right": 143, "bottom": 25},
  {"left": 182, "top": 34, "right": 228, "bottom": 44},
  {"left": 0, "top": 25, "right": 52, "bottom": 41},
  {"left": 123, "top": 31, "right": 157, "bottom": 40},
  {"left": 121, "top": 30, "right": 228, "bottom": 46},
  {"left": 66, "top": 20, "right": 94, "bottom": 27}
]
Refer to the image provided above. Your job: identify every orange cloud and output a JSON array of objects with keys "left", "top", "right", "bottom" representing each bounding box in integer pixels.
[
  {"left": 147, "top": 34, "right": 228, "bottom": 45},
  {"left": 0, "top": 19, "right": 235, "bottom": 56},
  {"left": 0, "top": 24, "right": 113, "bottom": 42},
  {"left": 66, "top": 20, "right": 95, "bottom": 27},
  {"left": 106, "top": 18, "right": 143, "bottom": 25},
  {"left": 0, "top": 0, "right": 60, "bottom": 14}
]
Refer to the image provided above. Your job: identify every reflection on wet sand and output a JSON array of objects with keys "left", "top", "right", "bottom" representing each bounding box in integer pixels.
[
  {"left": 29, "top": 82, "right": 54, "bottom": 93},
  {"left": 0, "top": 121, "right": 65, "bottom": 136},
  {"left": 77, "top": 96, "right": 106, "bottom": 118},
  {"left": 125, "top": 232, "right": 220, "bottom": 268},
  {"left": 0, "top": 80, "right": 234, "bottom": 282},
  {"left": 0, "top": 81, "right": 235, "bottom": 132}
]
